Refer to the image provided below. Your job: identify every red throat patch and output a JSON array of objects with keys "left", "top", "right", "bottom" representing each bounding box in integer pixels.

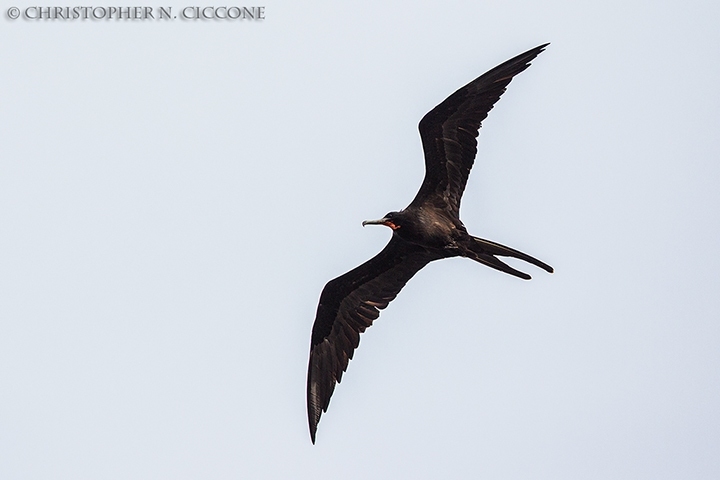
[{"left": 383, "top": 221, "right": 400, "bottom": 230}]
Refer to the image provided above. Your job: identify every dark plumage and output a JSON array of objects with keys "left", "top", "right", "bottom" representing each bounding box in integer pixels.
[{"left": 307, "top": 44, "right": 553, "bottom": 443}]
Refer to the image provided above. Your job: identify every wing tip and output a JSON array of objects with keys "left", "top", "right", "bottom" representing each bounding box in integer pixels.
[
  {"left": 521, "top": 42, "right": 551, "bottom": 63},
  {"left": 308, "top": 399, "right": 320, "bottom": 444},
  {"left": 531, "top": 42, "right": 550, "bottom": 54}
]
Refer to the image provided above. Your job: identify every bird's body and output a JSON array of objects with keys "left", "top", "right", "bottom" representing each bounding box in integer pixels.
[{"left": 307, "top": 44, "right": 553, "bottom": 443}]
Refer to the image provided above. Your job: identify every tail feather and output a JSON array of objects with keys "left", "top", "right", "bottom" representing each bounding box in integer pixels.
[
  {"left": 470, "top": 251, "right": 532, "bottom": 280},
  {"left": 463, "top": 235, "right": 553, "bottom": 279}
]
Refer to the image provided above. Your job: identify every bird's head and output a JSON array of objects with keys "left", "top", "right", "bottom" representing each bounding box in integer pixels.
[{"left": 362, "top": 211, "right": 404, "bottom": 230}]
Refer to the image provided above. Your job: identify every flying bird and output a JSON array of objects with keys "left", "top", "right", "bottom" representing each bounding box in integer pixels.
[{"left": 306, "top": 44, "right": 553, "bottom": 443}]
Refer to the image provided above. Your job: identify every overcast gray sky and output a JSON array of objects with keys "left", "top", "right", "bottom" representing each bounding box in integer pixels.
[{"left": 2, "top": 0, "right": 719, "bottom": 478}]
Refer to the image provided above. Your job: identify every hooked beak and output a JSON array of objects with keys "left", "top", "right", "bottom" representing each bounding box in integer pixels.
[{"left": 362, "top": 218, "right": 399, "bottom": 230}]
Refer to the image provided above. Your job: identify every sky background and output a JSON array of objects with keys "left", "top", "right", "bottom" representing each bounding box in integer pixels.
[{"left": 2, "top": 1, "right": 719, "bottom": 478}]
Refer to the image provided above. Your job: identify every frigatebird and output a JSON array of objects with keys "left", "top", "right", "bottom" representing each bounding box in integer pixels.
[{"left": 307, "top": 44, "right": 553, "bottom": 443}]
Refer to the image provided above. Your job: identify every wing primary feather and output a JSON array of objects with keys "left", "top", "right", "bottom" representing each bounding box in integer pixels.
[
  {"left": 307, "top": 238, "right": 435, "bottom": 442},
  {"left": 410, "top": 43, "right": 549, "bottom": 212}
]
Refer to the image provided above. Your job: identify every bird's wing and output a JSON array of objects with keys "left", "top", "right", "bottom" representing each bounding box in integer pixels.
[
  {"left": 307, "top": 236, "right": 437, "bottom": 443},
  {"left": 409, "top": 43, "right": 548, "bottom": 213}
]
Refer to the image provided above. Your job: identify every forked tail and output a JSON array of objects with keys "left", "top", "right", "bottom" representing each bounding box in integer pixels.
[{"left": 462, "top": 236, "right": 554, "bottom": 280}]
